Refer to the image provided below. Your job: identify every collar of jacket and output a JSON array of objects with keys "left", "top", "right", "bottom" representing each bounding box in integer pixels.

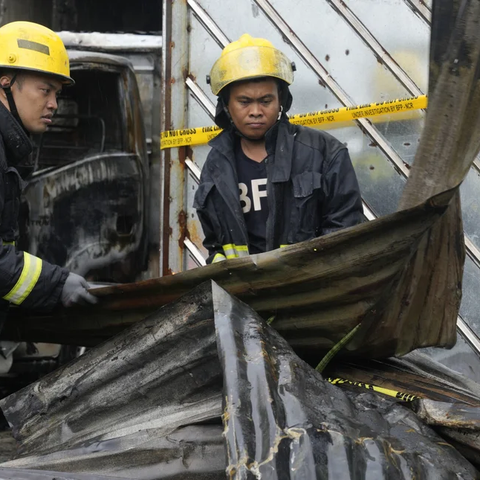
[
  {"left": 0, "top": 101, "right": 33, "bottom": 168},
  {"left": 208, "top": 117, "right": 297, "bottom": 183}
]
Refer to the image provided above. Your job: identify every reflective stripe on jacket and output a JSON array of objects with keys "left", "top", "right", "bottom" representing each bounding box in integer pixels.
[{"left": 194, "top": 118, "right": 363, "bottom": 264}]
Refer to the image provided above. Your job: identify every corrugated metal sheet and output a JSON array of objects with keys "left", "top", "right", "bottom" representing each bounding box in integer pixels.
[{"left": 0, "top": 282, "right": 478, "bottom": 478}]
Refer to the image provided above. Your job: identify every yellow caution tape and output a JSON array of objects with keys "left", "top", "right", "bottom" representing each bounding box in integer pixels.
[
  {"left": 161, "top": 94, "right": 427, "bottom": 150},
  {"left": 327, "top": 377, "right": 418, "bottom": 402}
]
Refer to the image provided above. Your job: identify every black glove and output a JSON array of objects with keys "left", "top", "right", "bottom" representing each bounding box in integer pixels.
[{"left": 61, "top": 272, "right": 99, "bottom": 307}]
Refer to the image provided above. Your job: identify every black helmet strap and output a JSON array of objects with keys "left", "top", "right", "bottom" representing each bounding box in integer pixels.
[{"left": 0, "top": 73, "right": 28, "bottom": 133}]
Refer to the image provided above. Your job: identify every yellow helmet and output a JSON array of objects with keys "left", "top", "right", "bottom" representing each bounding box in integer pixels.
[
  {"left": 208, "top": 34, "right": 294, "bottom": 95},
  {"left": 0, "top": 21, "right": 74, "bottom": 85}
]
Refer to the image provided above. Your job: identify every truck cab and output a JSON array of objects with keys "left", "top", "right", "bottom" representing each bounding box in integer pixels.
[{"left": 18, "top": 51, "right": 149, "bottom": 283}]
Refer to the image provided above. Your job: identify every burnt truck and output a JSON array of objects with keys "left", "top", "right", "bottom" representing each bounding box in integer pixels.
[{"left": 19, "top": 35, "right": 163, "bottom": 284}]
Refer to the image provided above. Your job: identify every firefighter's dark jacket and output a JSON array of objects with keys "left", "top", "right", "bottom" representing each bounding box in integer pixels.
[
  {"left": 194, "top": 118, "right": 363, "bottom": 264},
  {"left": 0, "top": 102, "right": 68, "bottom": 310}
]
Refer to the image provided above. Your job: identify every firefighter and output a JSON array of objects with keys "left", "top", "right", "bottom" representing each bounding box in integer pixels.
[
  {"left": 0, "top": 21, "right": 97, "bottom": 317},
  {"left": 194, "top": 34, "right": 363, "bottom": 263}
]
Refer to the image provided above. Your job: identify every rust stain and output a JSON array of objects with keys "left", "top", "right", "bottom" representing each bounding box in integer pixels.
[
  {"left": 178, "top": 144, "right": 187, "bottom": 166},
  {"left": 188, "top": 220, "right": 205, "bottom": 248},
  {"left": 177, "top": 210, "right": 188, "bottom": 249}
]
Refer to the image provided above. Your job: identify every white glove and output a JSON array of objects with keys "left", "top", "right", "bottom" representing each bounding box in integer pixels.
[{"left": 61, "top": 273, "right": 99, "bottom": 307}]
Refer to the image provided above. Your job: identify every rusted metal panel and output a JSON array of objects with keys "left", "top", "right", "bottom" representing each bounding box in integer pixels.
[
  {"left": 160, "top": 0, "right": 189, "bottom": 275},
  {"left": 1, "top": 192, "right": 457, "bottom": 357},
  {"left": 386, "top": 0, "right": 480, "bottom": 371}
]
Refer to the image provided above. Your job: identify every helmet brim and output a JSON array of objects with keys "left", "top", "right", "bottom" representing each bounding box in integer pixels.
[{"left": 0, "top": 65, "right": 75, "bottom": 86}]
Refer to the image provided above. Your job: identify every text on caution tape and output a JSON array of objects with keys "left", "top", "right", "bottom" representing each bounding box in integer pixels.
[{"left": 160, "top": 95, "right": 427, "bottom": 150}]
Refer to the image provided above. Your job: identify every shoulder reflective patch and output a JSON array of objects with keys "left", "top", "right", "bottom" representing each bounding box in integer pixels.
[
  {"left": 3, "top": 252, "right": 42, "bottom": 305},
  {"left": 17, "top": 39, "right": 50, "bottom": 56}
]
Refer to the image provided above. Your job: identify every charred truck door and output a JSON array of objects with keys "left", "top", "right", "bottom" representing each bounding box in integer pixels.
[{"left": 18, "top": 51, "right": 149, "bottom": 283}]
